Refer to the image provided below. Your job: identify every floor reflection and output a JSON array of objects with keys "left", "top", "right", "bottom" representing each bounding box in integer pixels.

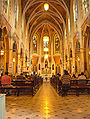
[{"left": 6, "top": 82, "right": 90, "bottom": 119}]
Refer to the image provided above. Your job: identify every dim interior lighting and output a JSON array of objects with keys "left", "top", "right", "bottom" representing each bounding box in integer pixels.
[
  {"left": 44, "top": 3, "right": 49, "bottom": 11},
  {"left": 13, "top": 58, "right": 15, "bottom": 62},
  {"left": 45, "top": 54, "right": 48, "bottom": 59},
  {"left": 43, "top": 36, "right": 49, "bottom": 42},
  {"left": 44, "top": 48, "right": 48, "bottom": 52},
  {"left": 0, "top": 50, "right": 4, "bottom": 55}
]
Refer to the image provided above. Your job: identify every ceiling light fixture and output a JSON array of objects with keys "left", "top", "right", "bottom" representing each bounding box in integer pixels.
[{"left": 44, "top": 3, "right": 49, "bottom": 11}]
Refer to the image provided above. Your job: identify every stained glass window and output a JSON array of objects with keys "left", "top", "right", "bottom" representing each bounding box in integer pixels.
[
  {"left": 43, "top": 41, "right": 48, "bottom": 47},
  {"left": 55, "top": 34, "right": 60, "bottom": 54},
  {"left": 74, "top": 0, "right": 78, "bottom": 29},
  {"left": 14, "top": 0, "right": 17, "bottom": 28},
  {"left": 76, "top": 41, "right": 80, "bottom": 52},
  {"left": 43, "top": 36, "right": 49, "bottom": 48},
  {"left": 3, "top": 0, "right": 8, "bottom": 13},
  {"left": 33, "top": 35, "right": 37, "bottom": 53},
  {"left": 82, "top": 0, "right": 89, "bottom": 14},
  {"left": 76, "top": 41, "right": 80, "bottom": 48},
  {"left": 43, "top": 36, "right": 49, "bottom": 55}
]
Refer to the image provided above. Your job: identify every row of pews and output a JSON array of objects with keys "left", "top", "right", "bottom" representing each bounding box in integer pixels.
[
  {"left": 0, "top": 75, "right": 43, "bottom": 96},
  {"left": 50, "top": 76, "right": 90, "bottom": 96}
]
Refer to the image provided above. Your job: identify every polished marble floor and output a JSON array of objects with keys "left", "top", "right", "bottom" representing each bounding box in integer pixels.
[{"left": 6, "top": 82, "right": 90, "bottom": 119}]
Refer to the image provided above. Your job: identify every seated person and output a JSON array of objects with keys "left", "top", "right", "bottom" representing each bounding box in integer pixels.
[
  {"left": 1, "top": 72, "right": 11, "bottom": 86},
  {"left": 72, "top": 74, "right": 76, "bottom": 79},
  {"left": 1, "top": 72, "right": 12, "bottom": 95},
  {"left": 61, "top": 70, "right": 71, "bottom": 96},
  {"left": 78, "top": 72, "right": 86, "bottom": 80}
]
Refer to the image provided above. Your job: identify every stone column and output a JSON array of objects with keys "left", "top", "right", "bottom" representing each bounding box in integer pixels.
[
  {"left": 51, "top": 35, "right": 54, "bottom": 75},
  {"left": 17, "top": 40, "right": 21, "bottom": 74},
  {"left": 80, "top": 30, "right": 84, "bottom": 72},
  {"left": 70, "top": 0, "right": 75, "bottom": 74},
  {"left": 8, "top": 31, "right": 13, "bottom": 74},
  {"left": 39, "top": 36, "right": 42, "bottom": 75}
]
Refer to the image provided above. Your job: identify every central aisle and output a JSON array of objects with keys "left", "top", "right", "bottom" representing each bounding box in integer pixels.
[{"left": 6, "top": 82, "right": 90, "bottom": 119}]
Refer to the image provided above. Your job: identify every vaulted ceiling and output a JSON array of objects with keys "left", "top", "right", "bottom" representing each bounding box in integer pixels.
[{"left": 21, "top": 0, "right": 70, "bottom": 39}]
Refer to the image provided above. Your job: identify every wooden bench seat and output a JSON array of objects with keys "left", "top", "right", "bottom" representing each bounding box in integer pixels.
[
  {"left": 0, "top": 85, "right": 34, "bottom": 96},
  {"left": 0, "top": 76, "right": 43, "bottom": 96},
  {"left": 50, "top": 78, "right": 90, "bottom": 96},
  {"left": 67, "top": 83, "right": 90, "bottom": 96}
]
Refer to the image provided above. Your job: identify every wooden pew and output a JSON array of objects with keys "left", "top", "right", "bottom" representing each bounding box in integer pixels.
[
  {"left": 0, "top": 76, "right": 43, "bottom": 96},
  {"left": 50, "top": 78, "right": 90, "bottom": 96},
  {"left": 0, "top": 85, "right": 34, "bottom": 96},
  {"left": 70, "top": 80, "right": 90, "bottom": 96}
]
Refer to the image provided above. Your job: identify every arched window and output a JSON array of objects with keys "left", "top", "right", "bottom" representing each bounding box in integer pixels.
[
  {"left": 76, "top": 41, "right": 80, "bottom": 52},
  {"left": 43, "top": 36, "right": 49, "bottom": 47},
  {"left": 13, "top": 41, "right": 16, "bottom": 52},
  {"left": 76, "top": 41, "right": 80, "bottom": 49},
  {"left": 73, "top": 0, "right": 78, "bottom": 30},
  {"left": 33, "top": 35, "right": 37, "bottom": 53},
  {"left": 82, "top": 0, "right": 89, "bottom": 15},
  {"left": 14, "top": 0, "right": 17, "bottom": 28},
  {"left": 54, "top": 34, "right": 60, "bottom": 54},
  {"left": 3, "top": 0, "right": 8, "bottom": 14}
]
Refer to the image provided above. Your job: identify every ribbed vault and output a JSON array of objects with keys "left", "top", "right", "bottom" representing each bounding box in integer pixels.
[{"left": 22, "top": 0, "right": 70, "bottom": 41}]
